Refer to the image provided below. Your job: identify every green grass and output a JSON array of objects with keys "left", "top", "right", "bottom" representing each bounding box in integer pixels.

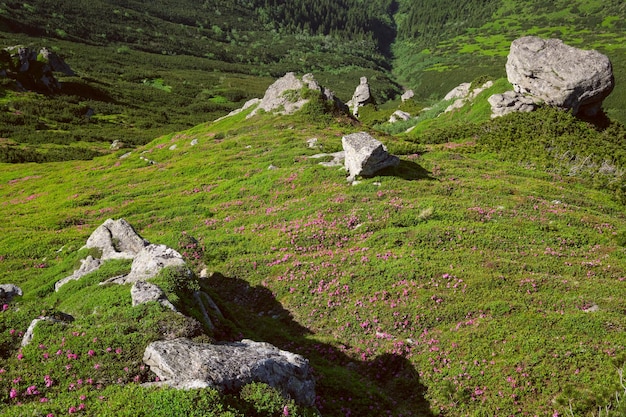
[{"left": 2, "top": 103, "right": 626, "bottom": 415}]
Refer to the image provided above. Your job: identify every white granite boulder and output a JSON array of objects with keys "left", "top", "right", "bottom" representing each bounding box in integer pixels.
[{"left": 506, "top": 36, "right": 614, "bottom": 116}]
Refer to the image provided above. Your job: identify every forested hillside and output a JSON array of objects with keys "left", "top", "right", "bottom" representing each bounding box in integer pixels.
[
  {"left": 392, "top": 0, "right": 626, "bottom": 122},
  {"left": 0, "top": 0, "right": 400, "bottom": 162}
]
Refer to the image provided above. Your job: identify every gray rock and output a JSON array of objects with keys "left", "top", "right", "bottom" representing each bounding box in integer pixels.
[
  {"left": 444, "top": 83, "right": 471, "bottom": 101},
  {"left": 248, "top": 73, "right": 320, "bottom": 118},
  {"left": 143, "top": 338, "right": 316, "bottom": 405},
  {"left": 401, "top": 89, "right": 414, "bottom": 102},
  {"left": 342, "top": 132, "right": 399, "bottom": 181},
  {"left": 444, "top": 81, "right": 493, "bottom": 113},
  {"left": 389, "top": 110, "right": 411, "bottom": 123},
  {"left": 131, "top": 281, "right": 177, "bottom": 312},
  {"left": 309, "top": 151, "right": 345, "bottom": 168},
  {"left": 3, "top": 46, "right": 74, "bottom": 92},
  {"left": 306, "top": 138, "right": 319, "bottom": 149},
  {"left": 84, "top": 218, "right": 149, "bottom": 260},
  {"left": 21, "top": 313, "right": 74, "bottom": 347},
  {"left": 115, "top": 244, "right": 188, "bottom": 284},
  {"left": 215, "top": 98, "right": 261, "bottom": 122},
  {"left": 0, "top": 284, "right": 22, "bottom": 303},
  {"left": 347, "top": 76, "right": 372, "bottom": 116},
  {"left": 468, "top": 80, "right": 493, "bottom": 99},
  {"left": 190, "top": 139, "right": 198, "bottom": 146},
  {"left": 506, "top": 36, "right": 614, "bottom": 116},
  {"left": 488, "top": 90, "right": 537, "bottom": 118},
  {"left": 54, "top": 255, "right": 102, "bottom": 291},
  {"left": 21, "top": 318, "right": 43, "bottom": 347}
]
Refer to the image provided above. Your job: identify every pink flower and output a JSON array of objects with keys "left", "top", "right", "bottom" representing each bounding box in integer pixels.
[
  {"left": 2, "top": 304, "right": 8, "bottom": 311},
  {"left": 115, "top": 348, "right": 122, "bottom": 354},
  {"left": 68, "top": 406, "right": 77, "bottom": 414},
  {"left": 94, "top": 363, "right": 101, "bottom": 370},
  {"left": 88, "top": 350, "right": 95, "bottom": 356},
  {"left": 16, "top": 353, "right": 23, "bottom": 360},
  {"left": 283, "top": 405, "right": 290, "bottom": 416},
  {"left": 40, "top": 397, "right": 49, "bottom": 403},
  {"left": 9, "top": 388, "right": 18, "bottom": 399}
]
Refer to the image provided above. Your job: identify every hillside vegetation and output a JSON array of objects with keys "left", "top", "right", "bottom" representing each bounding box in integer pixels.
[
  {"left": 393, "top": 0, "right": 626, "bottom": 122},
  {"left": 2, "top": 97, "right": 626, "bottom": 416},
  {"left": 2, "top": 1, "right": 626, "bottom": 416}
]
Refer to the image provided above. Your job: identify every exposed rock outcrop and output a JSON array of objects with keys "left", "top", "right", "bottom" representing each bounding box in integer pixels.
[
  {"left": 342, "top": 132, "right": 399, "bottom": 181},
  {"left": 488, "top": 91, "right": 537, "bottom": 118},
  {"left": 84, "top": 218, "right": 149, "bottom": 260},
  {"left": 55, "top": 255, "right": 102, "bottom": 292},
  {"left": 346, "top": 76, "right": 372, "bottom": 116},
  {"left": 389, "top": 110, "right": 411, "bottom": 123},
  {"left": 444, "top": 81, "right": 493, "bottom": 113},
  {"left": 444, "top": 83, "right": 471, "bottom": 101},
  {"left": 506, "top": 36, "right": 614, "bottom": 116},
  {"left": 247, "top": 72, "right": 341, "bottom": 118},
  {"left": 131, "top": 281, "right": 177, "bottom": 312},
  {"left": 401, "top": 89, "right": 414, "bottom": 102},
  {"left": 1, "top": 46, "right": 74, "bottom": 92},
  {"left": 0, "top": 284, "right": 22, "bottom": 303},
  {"left": 143, "top": 338, "right": 316, "bottom": 405}
]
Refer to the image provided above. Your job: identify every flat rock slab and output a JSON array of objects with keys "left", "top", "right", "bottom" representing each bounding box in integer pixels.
[
  {"left": 55, "top": 255, "right": 102, "bottom": 291},
  {"left": 342, "top": 132, "right": 399, "bottom": 181},
  {"left": 143, "top": 338, "right": 316, "bottom": 405},
  {"left": 506, "top": 36, "right": 614, "bottom": 116}
]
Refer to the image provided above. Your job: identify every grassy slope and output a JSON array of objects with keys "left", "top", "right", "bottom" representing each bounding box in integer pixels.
[
  {"left": 1, "top": 103, "right": 626, "bottom": 415},
  {"left": 393, "top": 0, "right": 626, "bottom": 123}
]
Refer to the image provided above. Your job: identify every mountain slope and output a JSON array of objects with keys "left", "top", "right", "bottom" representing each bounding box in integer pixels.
[
  {"left": 1, "top": 99, "right": 626, "bottom": 415},
  {"left": 392, "top": 0, "right": 626, "bottom": 123}
]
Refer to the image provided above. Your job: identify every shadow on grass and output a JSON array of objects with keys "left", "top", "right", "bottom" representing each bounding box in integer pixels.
[
  {"left": 203, "top": 272, "right": 435, "bottom": 417},
  {"left": 376, "top": 159, "right": 436, "bottom": 181}
]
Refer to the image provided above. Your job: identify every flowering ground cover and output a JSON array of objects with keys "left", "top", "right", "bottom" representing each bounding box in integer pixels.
[{"left": 1, "top": 104, "right": 626, "bottom": 416}]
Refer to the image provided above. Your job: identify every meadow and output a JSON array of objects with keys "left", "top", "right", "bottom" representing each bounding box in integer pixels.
[{"left": 1, "top": 100, "right": 626, "bottom": 415}]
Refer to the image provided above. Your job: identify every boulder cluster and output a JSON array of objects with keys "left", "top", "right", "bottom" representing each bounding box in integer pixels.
[{"left": 2, "top": 219, "right": 316, "bottom": 405}]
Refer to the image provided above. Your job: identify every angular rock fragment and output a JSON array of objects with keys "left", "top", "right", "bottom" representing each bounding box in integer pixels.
[
  {"left": 143, "top": 338, "right": 316, "bottom": 405},
  {"left": 342, "top": 132, "right": 399, "bottom": 181},
  {"left": 84, "top": 218, "right": 149, "bottom": 260}
]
